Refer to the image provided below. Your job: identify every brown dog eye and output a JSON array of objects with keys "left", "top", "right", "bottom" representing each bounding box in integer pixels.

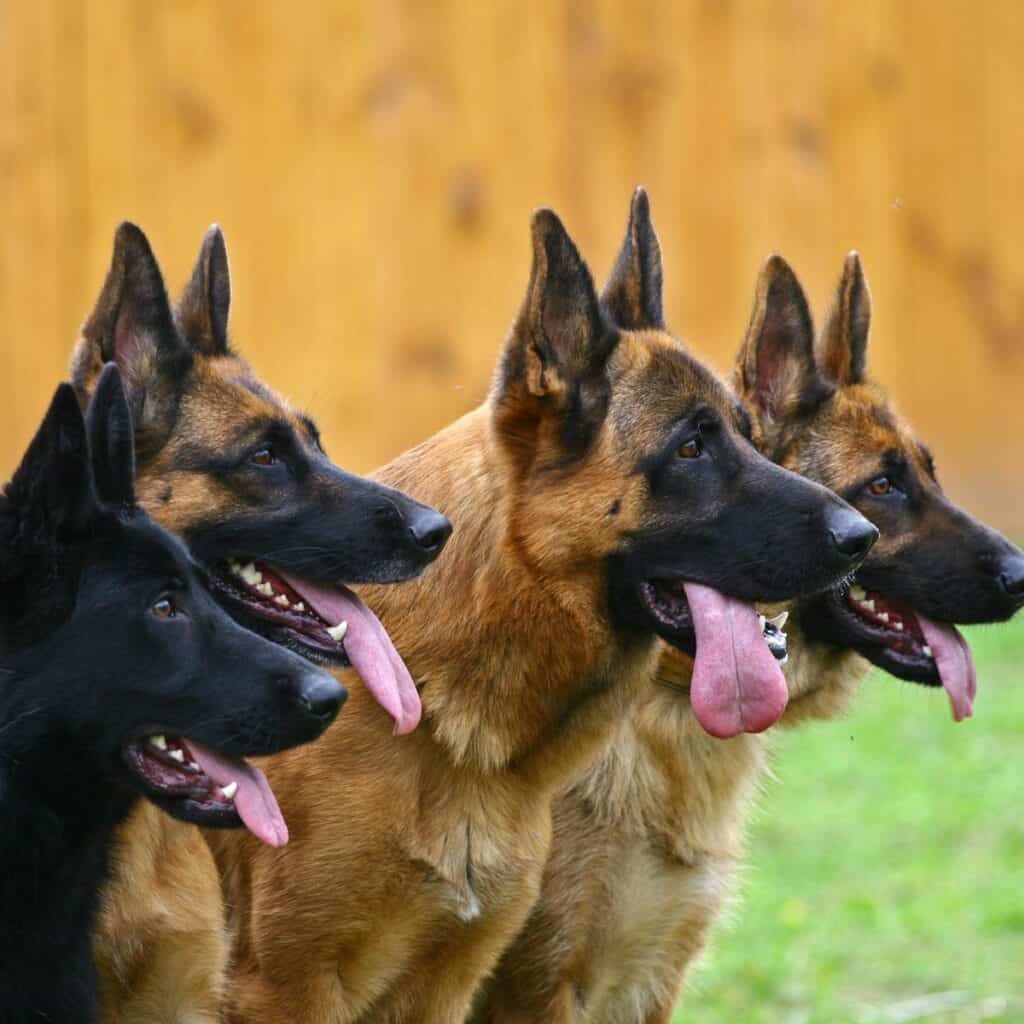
[
  {"left": 250, "top": 447, "right": 276, "bottom": 466},
  {"left": 867, "top": 476, "right": 893, "bottom": 496},
  {"left": 150, "top": 597, "right": 177, "bottom": 619},
  {"left": 677, "top": 438, "right": 702, "bottom": 459}
]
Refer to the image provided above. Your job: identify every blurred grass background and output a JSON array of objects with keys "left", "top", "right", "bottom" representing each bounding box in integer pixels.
[{"left": 683, "top": 616, "right": 1024, "bottom": 1024}]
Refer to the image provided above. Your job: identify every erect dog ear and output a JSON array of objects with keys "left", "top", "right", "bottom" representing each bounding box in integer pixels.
[
  {"left": 5, "top": 383, "right": 96, "bottom": 543},
  {"left": 70, "top": 223, "right": 192, "bottom": 457},
  {"left": 600, "top": 187, "right": 665, "bottom": 331},
  {"left": 85, "top": 364, "right": 138, "bottom": 513},
  {"left": 816, "top": 251, "right": 871, "bottom": 387},
  {"left": 0, "top": 384, "right": 98, "bottom": 646},
  {"left": 734, "top": 254, "right": 825, "bottom": 422},
  {"left": 175, "top": 224, "right": 231, "bottom": 356},
  {"left": 496, "top": 210, "right": 615, "bottom": 451}
]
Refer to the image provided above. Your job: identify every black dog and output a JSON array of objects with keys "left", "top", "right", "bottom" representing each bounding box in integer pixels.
[{"left": 0, "top": 367, "right": 345, "bottom": 1023}]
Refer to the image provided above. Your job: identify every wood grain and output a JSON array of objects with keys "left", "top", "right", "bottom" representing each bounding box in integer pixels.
[{"left": 1, "top": 0, "right": 1020, "bottom": 531}]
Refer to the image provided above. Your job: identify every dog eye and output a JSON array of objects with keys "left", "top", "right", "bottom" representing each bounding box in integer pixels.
[
  {"left": 677, "top": 438, "right": 702, "bottom": 460},
  {"left": 150, "top": 597, "right": 177, "bottom": 619},
  {"left": 250, "top": 447, "right": 276, "bottom": 467},
  {"left": 866, "top": 475, "right": 893, "bottom": 496}
]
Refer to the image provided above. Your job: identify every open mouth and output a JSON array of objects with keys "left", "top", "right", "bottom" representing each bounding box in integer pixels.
[
  {"left": 122, "top": 733, "right": 288, "bottom": 846},
  {"left": 211, "top": 559, "right": 350, "bottom": 667},
  {"left": 639, "top": 578, "right": 792, "bottom": 739},
  {"left": 637, "top": 580, "right": 788, "bottom": 663},
  {"left": 838, "top": 583, "right": 937, "bottom": 672},
  {"left": 638, "top": 580, "right": 695, "bottom": 652},
  {"left": 210, "top": 558, "right": 422, "bottom": 735},
  {"left": 820, "top": 579, "right": 976, "bottom": 721}
]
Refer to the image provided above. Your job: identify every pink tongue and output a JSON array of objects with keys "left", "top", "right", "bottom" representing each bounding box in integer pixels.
[
  {"left": 276, "top": 570, "right": 421, "bottom": 736},
  {"left": 917, "top": 615, "right": 976, "bottom": 722},
  {"left": 683, "top": 582, "right": 789, "bottom": 739},
  {"left": 185, "top": 739, "right": 288, "bottom": 848}
]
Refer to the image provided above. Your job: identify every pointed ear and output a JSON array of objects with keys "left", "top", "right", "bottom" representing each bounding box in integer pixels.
[
  {"left": 0, "top": 385, "right": 98, "bottom": 646},
  {"left": 497, "top": 210, "right": 615, "bottom": 450},
  {"left": 817, "top": 251, "right": 871, "bottom": 387},
  {"left": 175, "top": 224, "right": 231, "bottom": 356},
  {"left": 734, "top": 254, "right": 825, "bottom": 422},
  {"left": 5, "top": 383, "right": 97, "bottom": 541},
  {"left": 70, "top": 223, "right": 192, "bottom": 455},
  {"left": 86, "top": 364, "right": 138, "bottom": 512},
  {"left": 600, "top": 187, "right": 665, "bottom": 331}
]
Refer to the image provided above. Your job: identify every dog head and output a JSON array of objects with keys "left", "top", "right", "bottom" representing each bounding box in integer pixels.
[
  {"left": 0, "top": 366, "right": 346, "bottom": 844},
  {"left": 69, "top": 225, "right": 447, "bottom": 731},
  {"left": 491, "top": 190, "right": 876, "bottom": 737},
  {"left": 734, "top": 253, "right": 1024, "bottom": 720}
]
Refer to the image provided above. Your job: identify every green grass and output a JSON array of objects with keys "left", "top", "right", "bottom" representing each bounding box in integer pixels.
[{"left": 677, "top": 617, "right": 1024, "bottom": 1024}]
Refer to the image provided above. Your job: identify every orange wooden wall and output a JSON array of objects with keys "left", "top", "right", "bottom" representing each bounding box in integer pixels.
[{"left": 2, "top": 0, "right": 1022, "bottom": 531}]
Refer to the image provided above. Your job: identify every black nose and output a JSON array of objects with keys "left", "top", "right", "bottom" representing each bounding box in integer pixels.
[
  {"left": 407, "top": 506, "right": 453, "bottom": 556},
  {"left": 997, "top": 553, "right": 1024, "bottom": 599},
  {"left": 290, "top": 673, "right": 347, "bottom": 724},
  {"left": 828, "top": 508, "right": 879, "bottom": 561}
]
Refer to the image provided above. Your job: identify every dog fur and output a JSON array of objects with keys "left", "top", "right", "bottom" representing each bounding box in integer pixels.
[
  {"left": 475, "top": 251, "right": 1024, "bottom": 1023},
  {"left": 209, "top": 193, "right": 871, "bottom": 1023},
  {"left": 72, "top": 225, "right": 449, "bottom": 1024},
  {"left": 0, "top": 368, "right": 343, "bottom": 1023}
]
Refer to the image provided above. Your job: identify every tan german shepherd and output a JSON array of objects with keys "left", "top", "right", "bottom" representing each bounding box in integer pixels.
[
  {"left": 70, "top": 224, "right": 451, "bottom": 1022},
  {"left": 475, "top": 252, "right": 1024, "bottom": 1023},
  {"left": 207, "top": 192, "right": 875, "bottom": 1022}
]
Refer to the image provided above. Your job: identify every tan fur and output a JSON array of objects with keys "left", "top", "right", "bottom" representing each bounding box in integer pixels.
[
  {"left": 68, "top": 226, "right": 341, "bottom": 1024},
  {"left": 476, "top": 253, "right": 929, "bottom": 1023},
  {"left": 207, "top": 206, "right": 758, "bottom": 1022},
  {"left": 91, "top": 356, "right": 321, "bottom": 1024}
]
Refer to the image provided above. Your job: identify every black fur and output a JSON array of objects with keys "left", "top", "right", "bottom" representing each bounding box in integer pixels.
[
  {"left": 73, "top": 223, "right": 452, "bottom": 668},
  {"left": 497, "top": 208, "right": 619, "bottom": 460},
  {"left": 592, "top": 195, "right": 879, "bottom": 655},
  {"left": 607, "top": 400, "right": 878, "bottom": 652},
  {"left": 600, "top": 187, "right": 666, "bottom": 331},
  {"left": 0, "top": 369, "right": 345, "bottom": 1022}
]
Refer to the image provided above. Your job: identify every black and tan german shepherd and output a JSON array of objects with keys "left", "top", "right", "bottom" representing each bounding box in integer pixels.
[
  {"left": 477, "top": 249, "right": 1024, "bottom": 1024},
  {"left": 209, "top": 191, "right": 877, "bottom": 1023},
  {"left": 68, "top": 226, "right": 451, "bottom": 1022},
  {"left": 774, "top": 253, "right": 1024, "bottom": 717},
  {"left": 0, "top": 366, "right": 346, "bottom": 1024}
]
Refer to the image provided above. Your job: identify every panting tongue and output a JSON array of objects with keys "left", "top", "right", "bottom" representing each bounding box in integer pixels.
[
  {"left": 917, "top": 614, "right": 977, "bottom": 722},
  {"left": 186, "top": 739, "right": 288, "bottom": 848},
  {"left": 276, "top": 569, "right": 421, "bottom": 736},
  {"left": 683, "top": 582, "right": 789, "bottom": 739}
]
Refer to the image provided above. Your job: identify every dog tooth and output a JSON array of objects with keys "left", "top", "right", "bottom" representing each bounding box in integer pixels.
[
  {"left": 274, "top": 594, "right": 291, "bottom": 607},
  {"left": 327, "top": 621, "right": 348, "bottom": 643},
  {"left": 257, "top": 582, "right": 273, "bottom": 597},
  {"left": 862, "top": 599, "right": 875, "bottom": 612},
  {"left": 169, "top": 749, "right": 185, "bottom": 763},
  {"left": 219, "top": 781, "right": 238, "bottom": 801},
  {"left": 187, "top": 762, "right": 200, "bottom": 772},
  {"left": 894, "top": 622, "right": 904, "bottom": 631},
  {"left": 850, "top": 585, "right": 867, "bottom": 601},
  {"left": 758, "top": 614, "right": 766, "bottom": 633},
  {"left": 768, "top": 611, "right": 789, "bottom": 629},
  {"left": 294, "top": 602, "right": 305, "bottom": 612},
  {"left": 150, "top": 734, "right": 168, "bottom": 751},
  {"left": 878, "top": 612, "right": 890, "bottom": 623},
  {"left": 922, "top": 645, "right": 933, "bottom": 658}
]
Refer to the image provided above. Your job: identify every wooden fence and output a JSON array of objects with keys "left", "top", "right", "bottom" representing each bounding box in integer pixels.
[{"left": 2, "top": 0, "right": 1021, "bottom": 530}]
